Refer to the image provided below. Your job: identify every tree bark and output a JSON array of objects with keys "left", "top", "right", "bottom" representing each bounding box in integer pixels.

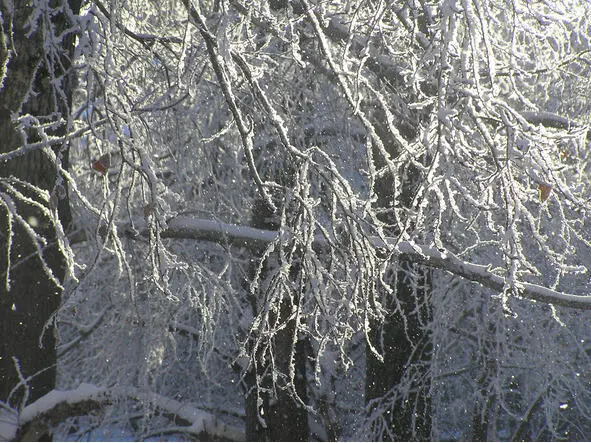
[
  {"left": 245, "top": 199, "right": 309, "bottom": 441},
  {"left": 364, "top": 102, "right": 433, "bottom": 441},
  {"left": 0, "top": 0, "right": 79, "bottom": 409}
]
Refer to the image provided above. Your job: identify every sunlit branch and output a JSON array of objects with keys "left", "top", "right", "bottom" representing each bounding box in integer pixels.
[
  {"left": 156, "top": 216, "right": 591, "bottom": 310},
  {"left": 180, "top": 0, "right": 276, "bottom": 212}
]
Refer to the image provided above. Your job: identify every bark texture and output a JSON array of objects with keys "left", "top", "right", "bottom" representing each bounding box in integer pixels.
[
  {"left": 364, "top": 105, "right": 433, "bottom": 441},
  {"left": 0, "top": 0, "right": 79, "bottom": 409},
  {"left": 245, "top": 199, "right": 309, "bottom": 441}
]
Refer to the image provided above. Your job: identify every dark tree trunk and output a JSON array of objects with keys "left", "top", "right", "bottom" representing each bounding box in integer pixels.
[
  {"left": 471, "top": 393, "right": 490, "bottom": 442},
  {"left": 471, "top": 310, "right": 499, "bottom": 442},
  {"left": 365, "top": 262, "right": 432, "bottom": 441},
  {"left": 0, "top": 0, "right": 79, "bottom": 409},
  {"left": 244, "top": 315, "right": 309, "bottom": 442},
  {"left": 245, "top": 199, "right": 309, "bottom": 442},
  {"left": 364, "top": 107, "right": 433, "bottom": 440}
]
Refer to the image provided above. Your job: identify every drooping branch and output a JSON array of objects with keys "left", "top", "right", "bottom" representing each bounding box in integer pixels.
[
  {"left": 157, "top": 216, "right": 591, "bottom": 310},
  {"left": 0, "top": 383, "right": 244, "bottom": 441},
  {"left": 180, "top": 0, "right": 275, "bottom": 211}
]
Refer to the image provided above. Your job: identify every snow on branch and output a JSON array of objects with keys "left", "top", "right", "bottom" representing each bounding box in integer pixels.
[
  {"left": 161, "top": 216, "right": 276, "bottom": 246},
  {"left": 522, "top": 111, "right": 591, "bottom": 139},
  {"left": 392, "top": 242, "right": 591, "bottom": 310},
  {"left": 119, "top": 386, "right": 243, "bottom": 440},
  {"left": 0, "top": 383, "right": 243, "bottom": 441},
  {"left": 159, "top": 216, "right": 591, "bottom": 310}
]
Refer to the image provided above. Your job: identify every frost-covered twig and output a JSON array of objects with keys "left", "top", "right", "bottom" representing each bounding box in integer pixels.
[
  {"left": 180, "top": 0, "right": 275, "bottom": 212},
  {"left": 157, "top": 216, "right": 591, "bottom": 310},
  {"left": 57, "top": 304, "right": 113, "bottom": 357}
]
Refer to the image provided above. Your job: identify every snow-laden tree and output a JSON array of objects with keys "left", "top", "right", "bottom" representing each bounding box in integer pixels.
[{"left": 2, "top": 0, "right": 591, "bottom": 441}]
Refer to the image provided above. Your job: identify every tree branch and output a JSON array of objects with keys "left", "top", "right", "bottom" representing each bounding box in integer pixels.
[
  {"left": 522, "top": 111, "right": 591, "bottom": 139},
  {"left": 157, "top": 216, "right": 591, "bottom": 310},
  {"left": 0, "top": 383, "right": 244, "bottom": 441}
]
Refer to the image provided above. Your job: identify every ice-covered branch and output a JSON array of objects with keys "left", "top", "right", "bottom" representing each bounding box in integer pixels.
[
  {"left": 158, "top": 216, "right": 591, "bottom": 310},
  {"left": 0, "top": 383, "right": 243, "bottom": 441},
  {"left": 57, "top": 304, "right": 112, "bottom": 357},
  {"left": 180, "top": 0, "right": 275, "bottom": 211},
  {"left": 522, "top": 111, "right": 591, "bottom": 139}
]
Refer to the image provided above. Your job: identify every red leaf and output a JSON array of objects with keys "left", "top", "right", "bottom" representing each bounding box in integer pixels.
[
  {"left": 91, "top": 153, "right": 111, "bottom": 174},
  {"left": 91, "top": 160, "right": 107, "bottom": 174},
  {"left": 538, "top": 183, "right": 552, "bottom": 202}
]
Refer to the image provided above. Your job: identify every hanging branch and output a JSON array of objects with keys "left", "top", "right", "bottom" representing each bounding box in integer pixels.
[
  {"left": 180, "top": 0, "right": 276, "bottom": 212},
  {"left": 152, "top": 216, "right": 591, "bottom": 310}
]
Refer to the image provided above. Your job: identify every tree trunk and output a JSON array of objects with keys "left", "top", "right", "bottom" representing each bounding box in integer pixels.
[
  {"left": 0, "top": 0, "right": 79, "bottom": 409},
  {"left": 365, "top": 261, "right": 432, "bottom": 441},
  {"left": 245, "top": 199, "right": 309, "bottom": 441},
  {"left": 364, "top": 110, "right": 433, "bottom": 440}
]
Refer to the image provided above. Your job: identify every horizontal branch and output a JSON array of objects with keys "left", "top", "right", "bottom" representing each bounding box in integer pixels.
[
  {"left": 0, "top": 383, "right": 243, "bottom": 441},
  {"left": 162, "top": 216, "right": 276, "bottom": 246},
  {"left": 522, "top": 111, "right": 591, "bottom": 140},
  {"left": 393, "top": 241, "right": 591, "bottom": 310},
  {"left": 159, "top": 216, "right": 591, "bottom": 310}
]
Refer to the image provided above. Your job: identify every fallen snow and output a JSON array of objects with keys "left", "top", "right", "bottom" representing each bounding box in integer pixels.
[{"left": 0, "top": 383, "right": 243, "bottom": 441}]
